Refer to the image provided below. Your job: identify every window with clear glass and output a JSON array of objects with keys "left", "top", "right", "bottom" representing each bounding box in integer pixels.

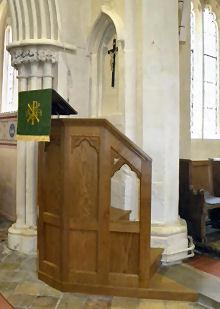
[
  {"left": 1, "top": 25, "right": 18, "bottom": 113},
  {"left": 190, "top": 6, "right": 219, "bottom": 139},
  {"left": 203, "top": 8, "right": 219, "bottom": 138},
  {"left": 190, "top": 9, "right": 196, "bottom": 137}
]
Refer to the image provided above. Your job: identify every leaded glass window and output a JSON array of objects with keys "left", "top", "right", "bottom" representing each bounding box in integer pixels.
[
  {"left": 1, "top": 25, "right": 18, "bottom": 113},
  {"left": 203, "top": 7, "right": 219, "bottom": 138},
  {"left": 190, "top": 6, "right": 219, "bottom": 139},
  {"left": 190, "top": 9, "right": 197, "bottom": 137}
]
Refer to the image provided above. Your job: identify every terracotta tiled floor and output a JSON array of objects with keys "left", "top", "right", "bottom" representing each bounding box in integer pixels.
[
  {"left": 0, "top": 293, "right": 14, "bottom": 309},
  {"left": 186, "top": 254, "right": 220, "bottom": 278}
]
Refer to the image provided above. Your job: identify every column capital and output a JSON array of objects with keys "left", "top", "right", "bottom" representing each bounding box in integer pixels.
[{"left": 8, "top": 45, "right": 58, "bottom": 68}]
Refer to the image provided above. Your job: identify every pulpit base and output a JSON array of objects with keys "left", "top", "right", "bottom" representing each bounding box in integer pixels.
[{"left": 38, "top": 271, "right": 198, "bottom": 301}]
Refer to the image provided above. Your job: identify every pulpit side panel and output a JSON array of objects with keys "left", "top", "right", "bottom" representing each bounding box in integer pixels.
[
  {"left": 38, "top": 124, "right": 63, "bottom": 281},
  {"left": 107, "top": 130, "right": 151, "bottom": 288},
  {"left": 110, "top": 232, "right": 139, "bottom": 274}
]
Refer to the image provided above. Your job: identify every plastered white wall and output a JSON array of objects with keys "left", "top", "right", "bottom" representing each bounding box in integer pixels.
[
  {"left": 0, "top": 147, "right": 16, "bottom": 221},
  {"left": 191, "top": 139, "right": 220, "bottom": 159}
]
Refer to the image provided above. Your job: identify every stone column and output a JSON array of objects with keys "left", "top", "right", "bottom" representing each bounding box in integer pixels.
[
  {"left": 43, "top": 61, "right": 53, "bottom": 88},
  {"left": 179, "top": 0, "right": 191, "bottom": 159},
  {"left": 124, "top": 0, "right": 137, "bottom": 142},
  {"left": 7, "top": 60, "right": 35, "bottom": 252},
  {"left": 26, "top": 60, "right": 42, "bottom": 228},
  {"left": 8, "top": 46, "right": 57, "bottom": 254},
  {"left": 14, "top": 64, "right": 27, "bottom": 228},
  {"left": 141, "top": 0, "right": 194, "bottom": 264}
]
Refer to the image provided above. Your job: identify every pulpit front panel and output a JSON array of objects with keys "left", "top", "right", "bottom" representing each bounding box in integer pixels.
[{"left": 67, "top": 135, "right": 100, "bottom": 283}]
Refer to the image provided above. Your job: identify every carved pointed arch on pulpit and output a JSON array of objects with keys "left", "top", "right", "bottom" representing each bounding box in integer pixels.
[
  {"left": 71, "top": 136, "right": 100, "bottom": 154},
  {"left": 111, "top": 148, "right": 141, "bottom": 178},
  {"left": 111, "top": 160, "right": 140, "bottom": 222},
  {"left": 111, "top": 148, "right": 141, "bottom": 222}
]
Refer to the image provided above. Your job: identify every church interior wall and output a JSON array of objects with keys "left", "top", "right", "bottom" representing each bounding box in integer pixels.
[
  {"left": 56, "top": 49, "right": 90, "bottom": 117},
  {"left": 0, "top": 146, "right": 16, "bottom": 221},
  {"left": 53, "top": 0, "right": 91, "bottom": 116},
  {"left": 4, "top": 2, "right": 220, "bottom": 211},
  {"left": 0, "top": 0, "right": 203, "bottom": 261},
  {"left": 0, "top": 0, "right": 9, "bottom": 112},
  {"left": 0, "top": 2, "right": 15, "bottom": 223},
  {"left": 56, "top": 0, "right": 127, "bottom": 120},
  {"left": 191, "top": 139, "right": 220, "bottom": 159}
]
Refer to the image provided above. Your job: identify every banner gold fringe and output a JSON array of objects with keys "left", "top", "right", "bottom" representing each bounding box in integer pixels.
[{"left": 16, "top": 135, "right": 50, "bottom": 142}]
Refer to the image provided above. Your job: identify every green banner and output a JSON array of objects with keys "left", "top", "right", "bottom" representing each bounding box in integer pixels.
[{"left": 17, "top": 89, "right": 52, "bottom": 142}]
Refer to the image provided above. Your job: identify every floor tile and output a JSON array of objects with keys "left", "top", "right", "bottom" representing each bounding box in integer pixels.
[
  {"left": 159, "top": 263, "right": 220, "bottom": 304},
  {"left": 186, "top": 255, "right": 220, "bottom": 278},
  {"left": 56, "top": 293, "right": 87, "bottom": 309},
  {"left": 84, "top": 295, "right": 112, "bottom": 308},
  {"left": 164, "top": 301, "right": 206, "bottom": 309},
  {"left": 2, "top": 252, "right": 26, "bottom": 264},
  {"left": 37, "top": 283, "right": 63, "bottom": 298},
  {"left": 139, "top": 299, "right": 166, "bottom": 308},
  {"left": 30, "top": 295, "right": 59, "bottom": 308},
  {"left": 15, "top": 281, "right": 43, "bottom": 296},
  {"left": 0, "top": 293, "right": 14, "bottom": 309},
  {"left": 7, "top": 293, "right": 36, "bottom": 308},
  {"left": 111, "top": 296, "right": 141, "bottom": 309},
  {"left": 0, "top": 281, "right": 17, "bottom": 293},
  {"left": 20, "top": 255, "right": 37, "bottom": 272},
  {"left": 0, "top": 262, "right": 20, "bottom": 270}
]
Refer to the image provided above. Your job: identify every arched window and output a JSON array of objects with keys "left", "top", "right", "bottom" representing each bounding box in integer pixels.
[
  {"left": 190, "top": 7, "right": 196, "bottom": 136},
  {"left": 190, "top": 5, "right": 219, "bottom": 139},
  {"left": 1, "top": 25, "right": 18, "bottom": 113},
  {"left": 203, "top": 7, "right": 219, "bottom": 138}
]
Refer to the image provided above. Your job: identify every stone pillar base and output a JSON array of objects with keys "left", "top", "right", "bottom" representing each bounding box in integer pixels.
[
  {"left": 8, "top": 224, "right": 37, "bottom": 254},
  {"left": 151, "top": 218, "right": 194, "bottom": 265}
]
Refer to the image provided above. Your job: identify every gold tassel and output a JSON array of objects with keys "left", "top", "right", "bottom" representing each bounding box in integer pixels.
[{"left": 16, "top": 135, "right": 50, "bottom": 142}]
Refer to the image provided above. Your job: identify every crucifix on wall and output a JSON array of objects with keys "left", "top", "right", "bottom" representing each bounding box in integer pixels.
[{"left": 108, "top": 38, "right": 118, "bottom": 87}]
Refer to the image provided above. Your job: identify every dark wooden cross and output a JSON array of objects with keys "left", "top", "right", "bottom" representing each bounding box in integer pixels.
[{"left": 108, "top": 38, "right": 118, "bottom": 87}]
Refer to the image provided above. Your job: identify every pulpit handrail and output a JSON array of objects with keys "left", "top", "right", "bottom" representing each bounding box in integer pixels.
[{"left": 57, "top": 118, "right": 152, "bottom": 163}]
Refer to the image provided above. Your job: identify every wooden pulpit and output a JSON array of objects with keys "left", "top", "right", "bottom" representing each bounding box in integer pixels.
[{"left": 38, "top": 119, "right": 197, "bottom": 300}]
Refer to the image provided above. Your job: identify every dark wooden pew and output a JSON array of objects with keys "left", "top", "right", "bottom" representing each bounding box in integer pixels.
[{"left": 179, "top": 159, "right": 220, "bottom": 243}]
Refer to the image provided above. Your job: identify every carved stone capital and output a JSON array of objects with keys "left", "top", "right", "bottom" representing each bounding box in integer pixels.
[{"left": 9, "top": 46, "right": 57, "bottom": 67}]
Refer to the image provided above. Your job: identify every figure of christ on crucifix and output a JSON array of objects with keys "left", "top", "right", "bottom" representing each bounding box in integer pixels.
[{"left": 108, "top": 38, "right": 118, "bottom": 88}]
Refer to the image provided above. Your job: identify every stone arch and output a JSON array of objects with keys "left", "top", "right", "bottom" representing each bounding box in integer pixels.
[
  {"left": 88, "top": 6, "right": 124, "bottom": 53},
  {"left": 88, "top": 9, "right": 125, "bottom": 131},
  {"left": 204, "top": 0, "right": 220, "bottom": 29},
  {"left": 8, "top": 0, "right": 60, "bottom": 43}
]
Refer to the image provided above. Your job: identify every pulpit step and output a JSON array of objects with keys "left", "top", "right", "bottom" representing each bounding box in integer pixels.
[
  {"left": 110, "top": 206, "right": 132, "bottom": 221},
  {"left": 150, "top": 248, "right": 164, "bottom": 278}
]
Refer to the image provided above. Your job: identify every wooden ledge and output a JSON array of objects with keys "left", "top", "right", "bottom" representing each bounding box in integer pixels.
[
  {"left": 150, "top": 248, "right": 164, "bottom": 278},
  {"left": 39, "top": 271, "right": 198, "bottom": 302}
]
